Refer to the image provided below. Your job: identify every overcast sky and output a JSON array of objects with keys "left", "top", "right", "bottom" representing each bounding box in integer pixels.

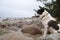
[{"left": 0, "top": 0, "right": 45, "bottom": 18}]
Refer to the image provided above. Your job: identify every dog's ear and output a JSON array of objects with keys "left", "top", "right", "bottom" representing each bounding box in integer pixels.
[
  {"left": 36, "top": 8, "right": 44, "bottom": 15},
  {"left": 34, "top": 7, "right": 44, "bottom": 15}
]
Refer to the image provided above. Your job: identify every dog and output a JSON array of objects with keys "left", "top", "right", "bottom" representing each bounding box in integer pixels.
[{"left": 34, "top": 7, "right": 60, "bottom": 37}]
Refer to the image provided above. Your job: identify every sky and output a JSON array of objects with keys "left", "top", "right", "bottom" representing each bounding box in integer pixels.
[{"left": 0, "top": 0, "right": 45, "bottom": 18}]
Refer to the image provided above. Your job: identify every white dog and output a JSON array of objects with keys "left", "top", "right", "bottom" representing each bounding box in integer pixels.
[{"left": 34, "top": 7, "right": 60, "bottom": 37}]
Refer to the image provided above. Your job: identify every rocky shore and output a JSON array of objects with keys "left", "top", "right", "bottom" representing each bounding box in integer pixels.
[{"left": 0, "top": 17, "right": 60, "bottom": 40}]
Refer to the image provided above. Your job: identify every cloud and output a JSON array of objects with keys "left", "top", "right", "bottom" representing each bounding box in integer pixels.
[{"left": 0, "top": 0, "right": 44, "bottom": 18}]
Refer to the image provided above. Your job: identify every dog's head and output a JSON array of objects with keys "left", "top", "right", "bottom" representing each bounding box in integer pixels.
[{"left": 34, "top": 7, "right": 44, "bottom": 15}]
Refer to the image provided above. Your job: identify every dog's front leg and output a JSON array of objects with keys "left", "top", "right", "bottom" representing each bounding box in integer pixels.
[
  {"left": 43, "top": 26, "right": 48, "bottom": 37},
  {"left": 40, "top": 26, "right": 48, "bottom": 40}
]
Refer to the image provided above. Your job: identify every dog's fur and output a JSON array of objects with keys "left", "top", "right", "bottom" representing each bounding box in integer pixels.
[{"left": 35, "top": 8, "right": 59, "bottom": 37}]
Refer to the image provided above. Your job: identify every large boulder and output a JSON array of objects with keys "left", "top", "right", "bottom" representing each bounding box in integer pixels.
[
  {"left": 21, "top": 24, "right": 43, "bottom": 35},
  {"left": 35, "top": 33, "right": 60, "bottom": 40},
  {"left": 0, "top": 31, "right": 34, "bottom": 40}
]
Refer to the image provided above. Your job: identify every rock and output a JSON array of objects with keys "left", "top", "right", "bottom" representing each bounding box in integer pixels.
[
  {"left": 0, "top": 22, "right": 8, "bottom": 28},
  {"left": 35, "top": 33, "right": 60, "bottom": 40},
  {"left": 2, "top": 18, "right": 9, "bottom": 21},
  {"left": 7, "top": 26, "right": 20, "bottom": 31},
  {"left": 0, "top": 31, "right": 34, "bottom": 40},
  {"left": 45, "top": 33, "right": 60, "bottom": 40},
  {"left": 16, "top": 22, "right": 23, "bottom": 28},
  {"left": 0, "top": 29, "right": 9, "bottom": 35},
  {"left": 21, "top": 24, "right": 42, "bottom": 35}
]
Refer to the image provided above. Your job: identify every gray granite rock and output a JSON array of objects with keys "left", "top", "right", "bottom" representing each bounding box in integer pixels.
[{"left": 35, "top": 33, "right": 60, "bottom": 40}]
